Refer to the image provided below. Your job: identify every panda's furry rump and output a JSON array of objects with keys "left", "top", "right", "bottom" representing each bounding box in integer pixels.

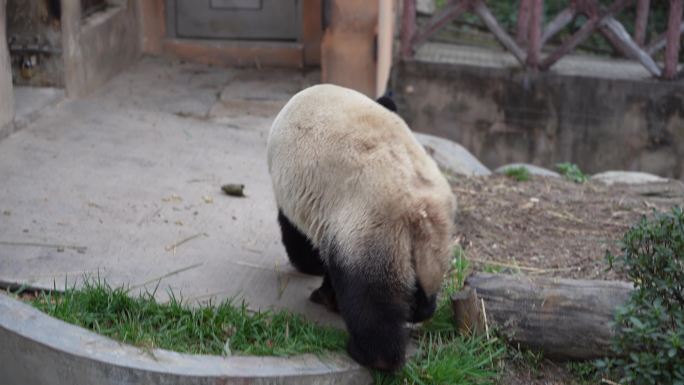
[
  {"left": 267, "top": 84, "right": 456, "bottom": 370},
  {"left": 268, "top": 84, "right": 455, "bottom": 296}
]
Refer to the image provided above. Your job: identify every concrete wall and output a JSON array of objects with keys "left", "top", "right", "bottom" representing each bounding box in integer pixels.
[
  {"left": 63, "top": 0, "right": 140, "bottom": 97},
  {"left": 0, "top": 0, "right": 14, "bottom": 138},
  {"left": 396, "top": 61, "right": 684, "bottom": 180}
]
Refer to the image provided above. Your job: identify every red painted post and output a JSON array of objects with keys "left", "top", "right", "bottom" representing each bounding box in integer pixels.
[
  {"left": 634, "top": 0, "right": 650, "bottom": 46},
  {"left": 527, "top": 0, "right": 543, "bottom": 69},
  {"left": 517, "top": 0, "right": 532, "bottom": 46},
  {"left": 401, "top": 0, "right": 417, "bottom": 59},
  {"left": 663, "top": 0, "right": 683, "bottom": 79}
]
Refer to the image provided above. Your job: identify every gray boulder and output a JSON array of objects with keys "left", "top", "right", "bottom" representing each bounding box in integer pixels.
[
  {"left": 495, "top": 163, "right": 560, "bottom": 177},
  {"left": 590, "top": 171, "right": 668, "bottom": 185},
  {"left": 413, "top": 132, "right": 491, "bottom": 176},
  {"left": 416, "top": 0, "right": 436, "bottom": 15}
]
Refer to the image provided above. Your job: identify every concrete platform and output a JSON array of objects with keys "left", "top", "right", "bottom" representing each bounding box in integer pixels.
[
  {"left": 0, "top": 57, "right": 346, "bottom": 327},
  {"left": 13, "top": 86, "right": 66, "bottom": 130}
]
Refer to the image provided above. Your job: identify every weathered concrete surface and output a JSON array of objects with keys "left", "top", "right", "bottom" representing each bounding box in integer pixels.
[
  {"left": 591, "top": 171, "right": 669, "bottom": 185},
  {"left": 414, "top": 132, "right": 491, "bottom": 176},
  {"left": 0, "top": 294, "right": 372, "bottom": 385},
  {"left": 0, "top": 57, "right": 351, "bottom": 328},
  {"left": 396, "top": 45, "right": 684, "bottom": 180},
  {"left": 63, "top": 0, "right": 140, "bottom": 97},
  {"left": 13, "top": 86, "right": 65, "bottom": 130},
  {"left": 495, "top": 163, "right": 560, "bottom": 177},
  {"left": 0, "top": 0, "right": 14, "bottom": 139}
]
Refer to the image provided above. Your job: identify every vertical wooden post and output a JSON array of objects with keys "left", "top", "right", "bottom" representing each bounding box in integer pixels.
[
  {"left": 517, "top": 0, "right": 532, "bottom": 46},
  {"left": 634, "top": 0, "right": 650, "bottom": 47},
  {"left": 663, "top": 0, "right": 683, "bottom": 79},
  {"left": 527, "top": 0, "right": 543, "bottom": 69},
  {"left": 376, "top": 0, "right": 395, "bottom": 97},
  {"left": 302, "top": 0, "right": 324, "bottom": 66},
  {"left": 401, "top": 0, "right": 417, "bottom": 59}
]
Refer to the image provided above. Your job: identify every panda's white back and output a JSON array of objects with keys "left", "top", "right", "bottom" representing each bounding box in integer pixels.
[{"left": 267, "top": 84, "right": 455, "bottom": 292}]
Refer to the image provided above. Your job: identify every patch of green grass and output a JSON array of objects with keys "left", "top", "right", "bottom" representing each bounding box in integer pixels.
[
  {"left": 375, "top": 247, "right": 506, "bottom": 384},
  {"left": 482, "top": 264, "right": 505, "bottom": 274},
  {"left": 566, "top": 361, "right": 602, "bottom": 385},
  {"left": 29, "top": 278, "right": 346, "bottom": 356},
  {"left": 374, "top": 334, "right": 505, "bottom": 385},
  {"left": 503, "top": 166, "right": 531, "bottom": 182},
  {"left": 556, "top": 162, "right": 588, "bottom": 184}
]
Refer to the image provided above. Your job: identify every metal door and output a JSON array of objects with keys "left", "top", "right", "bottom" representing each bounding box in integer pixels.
[{"left": 169, "top": 0, "right": 300, "bottom": 41}]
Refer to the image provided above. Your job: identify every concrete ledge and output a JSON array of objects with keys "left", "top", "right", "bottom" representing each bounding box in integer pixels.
[
  {"left": 163, "top": 39, "right": 304, "bottom": 68},
  {"left": 0, "top": 294, "right": 371, "bottom": 385}
]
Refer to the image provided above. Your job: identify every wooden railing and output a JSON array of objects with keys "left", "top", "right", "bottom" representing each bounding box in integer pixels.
[{"left": 401, "top": 0, "right": 683, "bottom": 80}]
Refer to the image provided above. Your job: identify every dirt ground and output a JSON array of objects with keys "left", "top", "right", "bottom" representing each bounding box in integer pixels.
[
  {"left": 454, "top": 174, "right": 684, "bottom": 281},
  {"left": 451, "top": 174, "right": 684, "bottom": 384}
]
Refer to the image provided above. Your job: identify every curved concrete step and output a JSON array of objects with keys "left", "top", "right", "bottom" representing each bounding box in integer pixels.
[{"left": 0, "top": 294, "right": 371, "bottom": 385}]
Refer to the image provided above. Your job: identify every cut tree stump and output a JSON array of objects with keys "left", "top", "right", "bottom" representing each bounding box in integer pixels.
[{"left": 452, "top": 273, "right": 634, "bottom": 360}]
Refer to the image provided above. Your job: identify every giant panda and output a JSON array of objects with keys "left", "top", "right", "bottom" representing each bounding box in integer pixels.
[{"left": 267, "top": 84, "right": 456, "bottom": 371}]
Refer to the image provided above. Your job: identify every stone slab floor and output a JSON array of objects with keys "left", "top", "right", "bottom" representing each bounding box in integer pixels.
[{"left": 0, "top": 57, "right": 343, "bottom": 326}]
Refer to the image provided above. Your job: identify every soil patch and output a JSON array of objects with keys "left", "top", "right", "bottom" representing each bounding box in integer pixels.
[{"left": 453, "top": 175, "right": 684, "bottom": 281}]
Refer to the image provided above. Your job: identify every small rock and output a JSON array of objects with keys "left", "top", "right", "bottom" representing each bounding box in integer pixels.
[
  {"left": 221, "top": 184, "right": 245, "bottom": 197},
  {"left": 590, "top": 171, "right": 668, "bottom": 186},
  {"left": 495, "top": 163, "right": 560, "bottom": 177},
  {"left": 162, "top": 194, "right": 183, "bottom": 203},
  {"left": 413, "top": 132, "right": 491, "bottom": 177}
]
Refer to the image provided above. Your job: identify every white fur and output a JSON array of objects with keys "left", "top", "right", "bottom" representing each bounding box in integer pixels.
[{"left": 267, "top": 84, "right": 456, "bottom": 295}]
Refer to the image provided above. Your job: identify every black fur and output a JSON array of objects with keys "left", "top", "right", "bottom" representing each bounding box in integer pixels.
[
  {"left": 409, "top": 282, "right": 437, "bottom": 323},
  {"left": 324, "top": 238, "right": 409, "bottom": 372},
  {"left": 375, "top": 91, "right": 397, "bottom": 112},
  {"left": 277, "top": 210, "right": 325, "bottom": 276},
  {"left": 309, "top": 273, "right": 338, "bottom": 312}
]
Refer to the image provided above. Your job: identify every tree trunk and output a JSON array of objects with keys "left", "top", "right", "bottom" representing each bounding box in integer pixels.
[{"left": 452, "top": 273, "right": 633, "bottom": 360}]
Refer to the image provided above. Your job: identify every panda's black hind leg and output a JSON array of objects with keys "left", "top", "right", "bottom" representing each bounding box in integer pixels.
[
  {"left": 309, "top": 273, "right": 338, "bottom": 312},
  {"left": 409, "top": 282, "right": 437, "bottom": 323},
  {"left": 277, "top": 210, "right": 325, "bottom": 276},
  {"left": 326, "top": 243, "right": 408, "bottom": 372}
]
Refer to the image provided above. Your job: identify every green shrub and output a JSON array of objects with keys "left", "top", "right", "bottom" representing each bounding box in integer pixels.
[
  {"left": 503, "top": 166, "right": 530, "bottom": 182},
  {"left": 601, "top": 207, "right": 684, "bottom": 385},
  {"left": 556, "top": 162, "right": 588, "bottom": 184}
]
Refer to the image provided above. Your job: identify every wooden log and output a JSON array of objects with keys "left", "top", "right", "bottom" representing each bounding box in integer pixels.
[
  {"left": 542, "top": 7, "right": 576, "bottom": 46},
  {"left": 452, "top": 273, "right": 634, "bottom": 360},
  {"left": 412, "top": 0, "right": 472, "bottom": 49},
  {"left": 646, "top": 22, "right": 684, "bottom": 55},
  {"left": 634, "top": 0, "right": 650, "bottom": 47},
  {"left": 472, "top": 0, "right": 526, "bottom": 66},
  {"left": 401, "top": 0, "right": 417, "bottom": 59},
  {"left": 600, "top": 17, "right": 662, "bottom": 77},
  {"left": 663, "top": 0, "right": 684, "bottom": 80}
]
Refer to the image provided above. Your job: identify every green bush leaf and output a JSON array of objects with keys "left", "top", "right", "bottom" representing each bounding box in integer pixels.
[{"left": 602, "top": 207, "right": 684, "bottom": 384}]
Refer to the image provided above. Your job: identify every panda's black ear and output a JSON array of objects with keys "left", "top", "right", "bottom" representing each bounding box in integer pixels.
[{"left": 376, "top": 91, "right": 397, "bottom": 112}]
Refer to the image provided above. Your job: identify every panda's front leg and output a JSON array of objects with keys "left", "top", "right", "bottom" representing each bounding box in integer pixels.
[{"left": 309, "top": 273, "right": 339, "bottom": 313}]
